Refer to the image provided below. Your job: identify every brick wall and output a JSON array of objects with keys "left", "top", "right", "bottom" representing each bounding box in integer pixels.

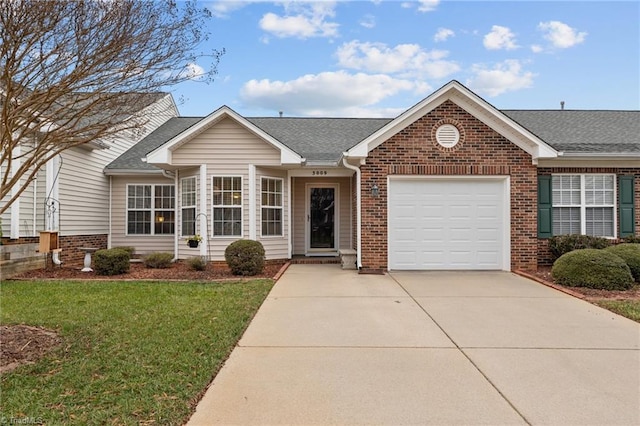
[
  {"left": 59, "top": 234, "right": 108, "bottom": 266},
  {"left": 359, "top": 100, "right": 538, "bottom": 272}
]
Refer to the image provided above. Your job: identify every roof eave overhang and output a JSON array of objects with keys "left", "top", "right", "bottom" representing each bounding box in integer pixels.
[
  {"left": 345, "top": 80, "right": 559, "bottom": 161},
  {"left": 145, "top": 106, "right": 304, "bottom": 166},
  {"left": 104, "top": 169, "right": 165, "bottom": 176},
  {"left": 538, "top": 152, "right": 640, "bottom": 168}
]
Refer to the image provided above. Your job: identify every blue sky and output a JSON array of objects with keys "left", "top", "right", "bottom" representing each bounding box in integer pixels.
[{"left": 173, "top": 0, "right": 639, "bottom": 118}]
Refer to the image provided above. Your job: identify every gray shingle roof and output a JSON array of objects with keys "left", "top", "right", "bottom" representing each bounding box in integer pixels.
[
  {"left": 106, "top": 109, "right": 639, "bottom": 173},
  {"left": 503, "top": 110, "right": 640, "bottom": 154},
  {"left": 247, "top": 117, "right": 391, "bottom": 162},
  {"left": 106, "top": 117, "right": 202, "bottom": 172}
]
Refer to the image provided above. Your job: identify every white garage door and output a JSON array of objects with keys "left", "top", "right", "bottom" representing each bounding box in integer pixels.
[{"left": 388, "top": 178, "right": 509, "bottom": 270}]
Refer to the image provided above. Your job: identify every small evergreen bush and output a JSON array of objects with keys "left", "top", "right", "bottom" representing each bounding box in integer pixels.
[
  {"left": 94, "top": 248, "right": 130, "bottom": 276},
  {"left": 112, "top": 246, "right": 135, "bottom": 257},
  {"left": 604, "top": 243, "right": 640, "bottom": 281},
  {"left": 551, "top": 249, "right": 634, "bottom": 290},
  {"left": 224, "top": 239, "right": 265, "bottom": 276},
  {"left": 188, "top": 256, "right": 208, "bottom": 271},
  {"left": 622, "top": 235, "right": 640, "bottom": 244},
  {"left": 143, "top": 252, "right": 173, "bottom": 269},
  {"left": 548, "top": 234, "right": 611, "bottom": 261}
]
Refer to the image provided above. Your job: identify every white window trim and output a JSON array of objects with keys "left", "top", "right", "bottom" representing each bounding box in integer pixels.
[
  {"left": 125, "top": 183, "right": 175, "bottom": 236},
  {"left": 260, "top": 176, "right": 284, "bottom": 238},
  {"left": 180, "top": 176, "right": 197, "bottom": 237},
  {"left": 211, "top": 175, "right": 244, "bottom": 238},
  {"left": 552, "top": 173, "right": 617, "bottom": 238}
]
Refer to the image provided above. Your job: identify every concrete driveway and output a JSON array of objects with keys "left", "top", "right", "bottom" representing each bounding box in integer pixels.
[{"left": 187, "top": 264, "right": 640, "bottom": 425}]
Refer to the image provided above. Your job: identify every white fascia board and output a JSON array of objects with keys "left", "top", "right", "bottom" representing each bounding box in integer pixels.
[
  {"left": 145, "top": 106, "right": 304, "bottom": 166},
  {"left": 103, "top": 169, "right": 164, "bottom": 176}
]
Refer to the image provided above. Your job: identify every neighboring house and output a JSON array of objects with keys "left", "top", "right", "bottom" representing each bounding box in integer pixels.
[
  {"left": 103, "top": 80, "right": 638, "bottom": 273},
  {"left": 1, "top": 93, "right": 179, "bottom": 276}
]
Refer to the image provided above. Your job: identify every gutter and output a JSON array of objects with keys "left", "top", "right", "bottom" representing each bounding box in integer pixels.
[{"left": 342, "top": 155, "right": 362, "bottom": 269}]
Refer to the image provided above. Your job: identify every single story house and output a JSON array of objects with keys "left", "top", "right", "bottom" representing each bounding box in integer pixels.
[
  {"left": 3, "top": 80, "right": 639, "bottom": 275},
  {"left": 105, "top": 80, "right": 639, "bottom": 272}
]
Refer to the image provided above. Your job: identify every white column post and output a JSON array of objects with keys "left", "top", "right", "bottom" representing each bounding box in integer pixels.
[
  {"left": 199, "top": 165, "right": 207, "bottom": 256},
  {"left": 248, "top": 164, "right": 256, "bottom": 240},
  {"left": 9, "top": 145, "right": 21, "bottom": 238}
]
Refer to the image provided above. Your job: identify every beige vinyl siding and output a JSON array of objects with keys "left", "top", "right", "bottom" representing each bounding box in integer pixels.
[
  {"left": 110, "top": 175, "right": 175, "bottom": 255},
  {"left": 292, "top": 176, "right": 352, "bottom": 255},
  {"left": 58, "top": 94, "right": 177, "bottom": 236},
  {"left": 172, "top": 118, "right": 285, "bottom": 261}
]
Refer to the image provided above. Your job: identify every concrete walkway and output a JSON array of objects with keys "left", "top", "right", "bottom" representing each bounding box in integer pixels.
[{"left": 187, "top": 265, "right": 640, "bottom": 425}]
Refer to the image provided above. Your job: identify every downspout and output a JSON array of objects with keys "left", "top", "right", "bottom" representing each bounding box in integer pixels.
[
  {"left": 108, "top": 176, "right": 112, "bottom": 248},
  {"left": 342, "top": 155, "right": 362, "bottom": 269}
]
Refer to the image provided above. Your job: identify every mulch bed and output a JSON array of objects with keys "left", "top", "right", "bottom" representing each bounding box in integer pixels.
[
  {"left": 1, "top": 325, "right": 62, "bottom": 374},
  {"left": 8, "top": 260, "right": 288, "bottom": 282},
  {"left": 524, "top": 265, "right": 640, "bottom": 301}
]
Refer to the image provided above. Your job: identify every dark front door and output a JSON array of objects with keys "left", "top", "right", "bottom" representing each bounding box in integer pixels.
[{"left": 309, "top": 187, "right": 335, "bottom": 249}]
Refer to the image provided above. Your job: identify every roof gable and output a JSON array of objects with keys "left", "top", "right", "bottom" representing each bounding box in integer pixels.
[
  {"left": 145, "top": 106, "right": 303, "bottom": 167},
  {"left": 345, "top": 80, "right": 558, "bottom": 161}
]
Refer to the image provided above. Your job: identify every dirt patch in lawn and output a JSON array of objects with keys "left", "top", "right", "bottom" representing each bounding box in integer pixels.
[
  {"left": 1, "top": 325, "right": 62, "bottom": 373},
  {"left": 9, "top": 260, "right": 287, "bottom": 282},
  {"left": 528, "top": 266, "right": 640, "bottom": 301}
]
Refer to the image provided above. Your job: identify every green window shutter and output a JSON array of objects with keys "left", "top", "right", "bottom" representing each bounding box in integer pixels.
[
  {"left": 538, "top": 175, "right": 553, "bottom": 238},
  {"left": 619, "top": 175, "right": 635, "bottom": 237}
]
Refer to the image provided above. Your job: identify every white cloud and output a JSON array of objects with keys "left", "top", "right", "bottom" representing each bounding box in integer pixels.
[
  {"left": 336, "top": 40, "right": 460, "bottom": 79},
  {"left": 483, "top": 25, "right": 519, "bottom": 50},
  {"left": 530, "top": 44, "right": 543, "bottom": 53},
  {"left": 180, "top": 63, "right": 206, "bottom": 80},
  {"left": 538, "top": 21, "right": 587, "bottom": 49},
  {"left": 360, "top": 14, "right": 376, "bottom": 29},
  {"left": 208, "top": 1, "right": 250, "bottom": 18},
  {"left": 466, "top": 60, "right": 535, "bottom": 97},
  {"left": 259, "top": 2, "right": 339, "bottom": 39},
  {"left": 401, "top": 0, "right": 439, "bottom": 12},
  {"left": 240, "top": 71, "right": 431, "bottom": 117},
  {"left": 434, "top": 28, "right": 454, "bottom": 42},
  {"left": 417, "top": 0, "right": 440, "bottom": 12}
]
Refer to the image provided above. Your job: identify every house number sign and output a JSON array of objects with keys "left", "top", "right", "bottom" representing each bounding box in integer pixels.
[{"left": 311, "top": 170, "right": 328, "bottom": 176}]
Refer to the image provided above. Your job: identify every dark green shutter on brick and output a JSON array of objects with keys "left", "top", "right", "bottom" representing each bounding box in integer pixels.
[
  {"left": 619, "top": 175, "right": 635, "bottom": 237},
  {"left": 537, "top": 175, "right": 553, "bottom": 238}
]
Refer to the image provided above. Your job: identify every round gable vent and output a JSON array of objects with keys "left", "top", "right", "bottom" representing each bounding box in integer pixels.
[{"left": 435, "top": 124, "right": 460, "bottom": 148}]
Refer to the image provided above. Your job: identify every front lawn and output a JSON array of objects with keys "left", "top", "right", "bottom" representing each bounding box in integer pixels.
[
  {"left": 593, "top": 300, "right": 640, "bottom": 323},
  {"left": 0, "top": 279, "right": 273, "bottom": 425}
]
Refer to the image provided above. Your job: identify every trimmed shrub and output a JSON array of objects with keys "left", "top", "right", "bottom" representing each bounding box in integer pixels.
[
  {"left": 224, "top": 239, "right": 265, "bottom": 276},
  {"left": 622, "top": 235, "right": 640, "bottom": 244},
  {"left": 188, "top": 256, "right": 208, "bottom": 271},
  {"left": 551, "top": 249, "right": 634, "bottom": 290},
  {"left": 143, "top": 252, "right": 173, "bottom": 269},
  {"left": 548, "top": 234, "right": 611, "bottom": 261},
  {"left": 112, "top": 246, "right": 135, "bottom": 257},
  {"left": 604, "top": 243, "right": 640, "bottom": 281},
  {"left": 94, "top": 248, "right": 130, "bottom": 276}
]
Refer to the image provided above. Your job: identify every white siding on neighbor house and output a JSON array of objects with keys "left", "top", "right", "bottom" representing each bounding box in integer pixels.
[
  {"left": 292, "top": 176, "right": 352, "bottom": 255},
  {"left": 58, "top": 94, "right": 177, "bottom": 236},
  {"left": 171, "top": 118, "right": 287, "bottom": 261},
  {"left": 0, "top": 157, "right": 46, "bottom": 238},
  {"left": 110, "top": 175, "right": 175, "bottom": 255}
]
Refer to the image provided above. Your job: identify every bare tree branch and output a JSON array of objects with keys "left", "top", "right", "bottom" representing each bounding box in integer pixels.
[{"left": 0, "top": 0, "right": 223, "bottom": 215}]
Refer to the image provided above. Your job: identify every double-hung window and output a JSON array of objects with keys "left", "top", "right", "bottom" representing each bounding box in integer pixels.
[
  {"left": 261, "top": 178, "right": 283, "bottom": 236},
  {"left": 212, "top": 176, "right": 242, "bottom": 236},
  {"left": 127, "top": 184, "right": 175, "bottom": 235},
  {"left": 181, "top": 177, "right": 197, "bottom": 237},
  {"left": 552, "top": 174, "right": 615, "bottom": 237}
]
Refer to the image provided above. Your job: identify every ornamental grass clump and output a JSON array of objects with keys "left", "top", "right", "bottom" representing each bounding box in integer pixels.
[
  {"left": 604, "top": 243, "right": 640, "bottom": 281},
  {"left": 551, "top": 248, "right": 634, "bottom": 290},
  {"left": 188, "top": 256, "right": 208, "bottom": 271},
  {"left": 224, "top": 239, "right": 265, "bottom": 276},
  {"left": 94, "top": 248, "right": 130, "bottom": 275}
]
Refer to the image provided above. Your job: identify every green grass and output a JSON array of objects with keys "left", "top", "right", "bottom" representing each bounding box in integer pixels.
[
  {"left": 593, "top": 300, "right": 640, "bottom": 323},
  {"left": 0, "top": 279, "right": 274, "bottom": 425}
]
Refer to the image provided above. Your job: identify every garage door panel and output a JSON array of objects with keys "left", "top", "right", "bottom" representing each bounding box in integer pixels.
[{"left": 389, "top": 179, "right": 507, "bottom": 270}]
